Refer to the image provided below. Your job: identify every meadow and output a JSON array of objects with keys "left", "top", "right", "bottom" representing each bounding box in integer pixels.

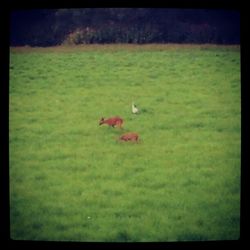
[{"left": 9, "top": 44, "right": 241, "bottom": 242}]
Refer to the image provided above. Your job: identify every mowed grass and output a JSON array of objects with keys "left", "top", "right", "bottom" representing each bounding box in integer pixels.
[{"left": 9, "top": 44, "right": 241, "bottom": 242}]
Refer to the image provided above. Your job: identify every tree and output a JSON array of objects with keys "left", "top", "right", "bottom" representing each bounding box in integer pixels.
[{"left": 10, "top": 8, "right": 240, "bottom": 46}]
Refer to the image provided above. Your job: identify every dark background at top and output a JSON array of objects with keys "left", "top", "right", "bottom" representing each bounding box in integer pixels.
[{"left": 10, "top": 8, "right": 240, "bottom": 46}]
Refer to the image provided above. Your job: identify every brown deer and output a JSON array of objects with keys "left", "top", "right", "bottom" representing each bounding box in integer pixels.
[
  {"left": 99, "top": 116, "right": 123, "bottom": 128},
  {"left": 119, "top": 132, "right": 139, "bottom": 142}
]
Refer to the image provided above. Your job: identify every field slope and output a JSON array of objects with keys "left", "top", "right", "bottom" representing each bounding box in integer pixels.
[{"left": 9, "top": 44, "right": 241, "bottom": 242}]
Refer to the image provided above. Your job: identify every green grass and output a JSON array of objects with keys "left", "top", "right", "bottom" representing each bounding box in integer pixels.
[{"left": 9, "top": 44, "right": 241, "bottom": 242}]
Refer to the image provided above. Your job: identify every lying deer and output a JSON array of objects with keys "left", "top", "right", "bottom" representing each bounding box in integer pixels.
[
  {"left": 119, "top": 132, "right": 139, "bottom": 142},
  {"left": 99, "top": 116, "right": 123, "bottom": 128}
]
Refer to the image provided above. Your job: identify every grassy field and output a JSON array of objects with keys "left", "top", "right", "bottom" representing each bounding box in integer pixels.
[{"left": 9, "top": 44, "right": 241, "bottom": 242}]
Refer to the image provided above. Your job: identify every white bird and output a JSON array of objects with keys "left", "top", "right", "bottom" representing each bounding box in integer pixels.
[{"left": 132, "top": 102, "right": 139, "bottom": 114}]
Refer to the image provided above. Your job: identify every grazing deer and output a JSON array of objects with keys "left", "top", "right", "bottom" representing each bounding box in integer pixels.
[
  {"left": 119, "top": 132, "right": 139, "bottom": 142},
  {"left": 99, "top": 116, "right": 123, "bottom": 128}
]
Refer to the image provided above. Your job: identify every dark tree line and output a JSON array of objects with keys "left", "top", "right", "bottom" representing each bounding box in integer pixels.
[{"left": 10, "top": 8, "right": 240, "bottom": 46}]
